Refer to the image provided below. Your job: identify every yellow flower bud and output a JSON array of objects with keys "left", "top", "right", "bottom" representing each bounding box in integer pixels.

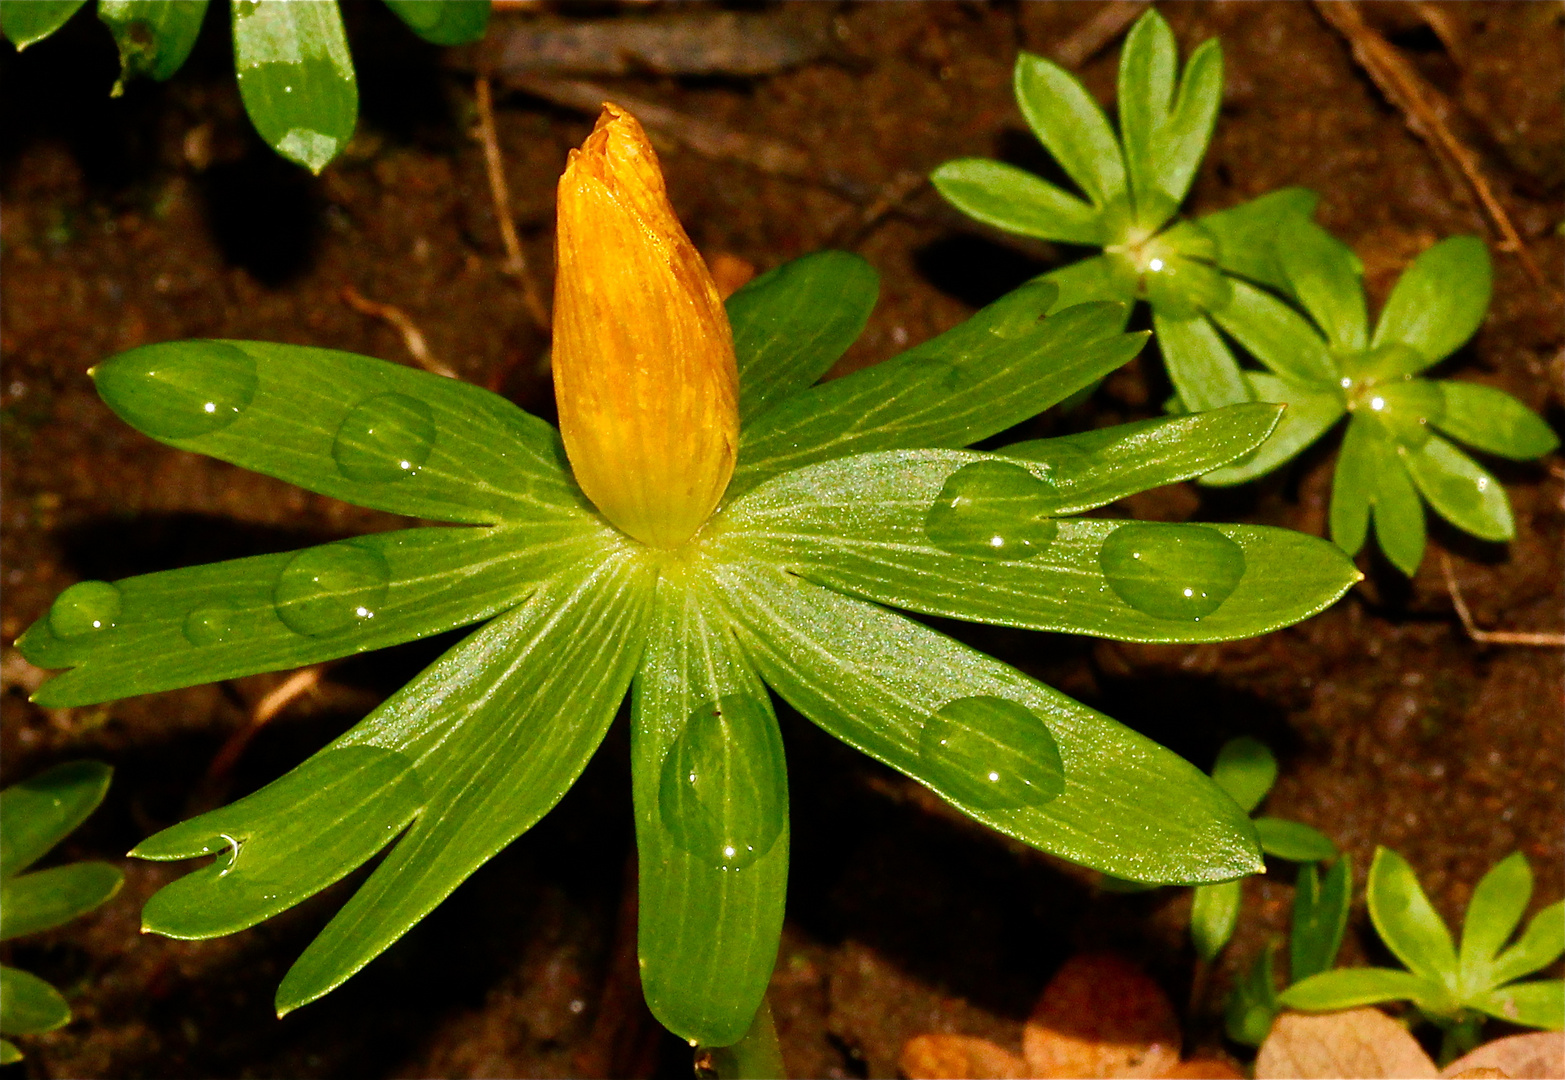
[{"left": 552, "top": 104, "right": 740, "bottom": 548}]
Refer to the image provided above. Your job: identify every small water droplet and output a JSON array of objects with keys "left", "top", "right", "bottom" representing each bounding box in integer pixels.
[
  {"left": 1099, "top": 523, "right": 1246, "bottom": 620},
  {"left": 272, "top": 543, "right": 391, "bottom": 636},
  {"left": 925, "top": 460, "right": 1058, "bottom": 560},
  {"left": 918, "top": 696, "right": 1064, "bottom": 811},
  {"left": 183, "top": 604, "right": 237, "bottom": 646},
  {"left": 48, "top": 581, "right": 122, "bottom": 638},
  {"left": 331, "top": 393, "right": 437, "bottom": 483},
  {"left": 658, "top": 696, "right": 786, "bottom": 870},
  {"left": 93, "top": 340, "right": 258, "bottom": 439}
]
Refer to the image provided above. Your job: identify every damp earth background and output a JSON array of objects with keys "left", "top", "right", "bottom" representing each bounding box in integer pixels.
[{"left": 1, "top": 3, "right": 1561, "bottom": 1077}]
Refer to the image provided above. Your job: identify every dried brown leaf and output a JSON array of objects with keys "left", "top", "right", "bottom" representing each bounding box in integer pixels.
[
  {"left": 1255, "top": 1008, "right": 1438, "bottom": 1079},
  {"left": 900, "top": 1034, "right": 1032, "bottom": 1080},
  {"left": 1023, "top": 953, "right": 1181, "bottom": 1079},
  {"left": 1441, "top": 1031, "right": 1565, "bottom": 1080}
]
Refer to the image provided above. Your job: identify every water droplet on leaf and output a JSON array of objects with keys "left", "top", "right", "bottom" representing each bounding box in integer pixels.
[
  {"left": 272, "top": 543, "right": 391, "bottom": 636},
  {"left": 331, "top": 393, "right": 437, "bottom": 482},
  {"left": 49, "top": 581, "right": 122, "bottom": 638},
  {"left": 658, "top": 695, "right": 786, "bottom": 870},
  {"left": 925, "top": 460, "right": 1058, "bottom": 560},
  {"left": 93, "top": 340, "right": 257, "bottom": 439},
  {"left": 1099, "top": 523, "right": 1246, "bottom": 620},
  {"left": 183, "top": 604, "right": 237, "bottom": 646},
  {"left": 918, "top": 695, "right": 1064, "bottom": 810}
]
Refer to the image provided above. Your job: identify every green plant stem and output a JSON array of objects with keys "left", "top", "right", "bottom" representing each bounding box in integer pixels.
[
  {"left": 700, "top": 996, "right": 785, "bottom": 1080},
  {"left": 1437, "top": 1015, "right": 1482, "bottom": 1068}
]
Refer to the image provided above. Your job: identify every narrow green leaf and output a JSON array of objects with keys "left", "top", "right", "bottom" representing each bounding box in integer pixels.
[
  {"left": 0, "top": 863, "right": 123, "bottom": 941},
  {"left": 1199, "top": 187, "right": 1320, "bottom": 292},
  {"left": 711, "top": 559, "right": 1262, "bottom": 885},
  {"left": 1488, "top": 901, "right": 1565, "bottom": 989},
  {"left": 1013, "top": 52, "right": 1128, "bottom": 209},
  {"left": 1202, "top": 373, "right": 1345, "bottom": 487},
  {"left": 1435, "top": 382, "right": 1560, "bottom": 461},
  {"left": 1370, "top": 439, "right": 1426, "bottom": 576},
  {"left": 931, "top": 159, "right": 1108, "bottom": 245},
  {"left": 0, "top": 0, "right": 85, "bottom": 48},
  {"left": 277, "top": 552, "right": 653, "bottom": 1014},
  {"left": 1254, "top": 818, "right": 1336, "bottom": 863},
  {"left": 1292, "top": 856, "right": 1352, "bottom": 982},
  {"left": 1330, "top": 416, "right": 1375, "bottom": 557},
  {"left": 22, "top": 523, "right": 604, "bottom": 708},
  {"left": 1210, "top": 736, "right": 1277, "bottom": 813},
  {"left": 0, "top": 761, "right": 113, "bottom": 880},
  {"left": 1460, "top": 852, "right": 1532, "bottom": 993},
  {"left": 1210, "top": 279, "right": 1337, "bottom": 388},
  {"left": 1156, "top": 39, "right": 1222, "bottom": 214},
  {"left": 729, "top": 251, "right": 879, "bottom": 423},
  {"left": 1153, "top": 310, "right": 1251, "bottom": 412},
  {"left": 1117, "top": 9, "right": 1177, "bottom": 229},
  {"left": 1277, "top": 217, "right": 1367, "bottom": 352},
  {"left": 1003, "top": 402, "right": 1283, "bottom": 499},
  {"left": 701, "top": 997, "right": 785, "bottom": 1078},
  {"left": 1278, "top": 967, "right": 1449, "bottom": 1014},
  {"left": 732, "top": 295, "right": 1141, "bottom": 495},
  {"left": 1469, "top": 980, "right": 1565, "bottom": 1031},
  {"left": 718, "top": 450, "right": 1359, "bottom": 644},
  {"left": 1403, "top": 435, "right": 1514, "bottom": 543},
  {"left": 93, "top": 340, "right": 583, "bottom": 526},
  {"left": 1041, "top": 254, "right": 1138, "bottom": 310},
  {"left": 1225, "top": 941, "right": 1279, "bottom": 1046},
  {"left": 0, "top": 1039, "right": 20, "bottom": 1064},
  {"left": 1368, "top": 847, "right": 1459, "bottom": 987},
  {"left": 632, "top": 576, "right": 788, "bottom": 1046},
  {"left": 381, "top": 0, "right": 488, "bottom": 46},
  {"left": 99, "top": 0, "right": 207, "bottom": 90},
  {"left": 135, "top": 747, "right": 422, "bottom": 939},
  {"left": 1192, "top": 879, "right": 1242, "bottom": 962},
  {"left": 0, "top": 966, "right": 69, "bottom": 1036},
  {"left": 1372, "top": 237, "right": 1492, "bottom": 364},
  {"left": 232, "top": 0, "right": 357, "bottom": 173}
]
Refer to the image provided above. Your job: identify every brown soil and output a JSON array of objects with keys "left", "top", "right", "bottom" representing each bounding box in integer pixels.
[{"left": 2, "top": 3, "right": 1560, "bottom": 1078}]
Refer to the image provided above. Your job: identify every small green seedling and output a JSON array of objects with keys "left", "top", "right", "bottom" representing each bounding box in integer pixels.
[
  {"left": 1200, "top": 220, "right": 1559, "bottom": 575},
  {"left": 0, "top": 762, "right": 124, "bottom": 1064},
  {"left": 931, "top": 8, "right": 1319, "bottom": 413},
  {"left": 0, "top": 0, "right": 488, "bottom": 173},
  {"left": 1278, "top": 847, "right": 1565, "bottom": 1062},
  {"left": 18, "top": 109, "right": 1362, "bottom": 1051},
  {"left": 1190, "top": 737, "right": 1338, "bottom": 963},
  {"left": 1225, "top": 854, "right": 1354, "bottom": 1046}
]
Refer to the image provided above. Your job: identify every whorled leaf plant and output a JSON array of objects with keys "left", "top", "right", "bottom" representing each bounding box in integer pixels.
[
  {"left": 930, "top": 7, "right": 1320, "bottom": 414},
  {"left": 1199, "top": 219, "right": 1559, "bottom": 576},
  {"left": 19, "top": 105, "right": 1360, "bottom": 1049}
]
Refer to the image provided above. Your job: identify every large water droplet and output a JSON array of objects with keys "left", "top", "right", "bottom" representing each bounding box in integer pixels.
[
  {"left": 331, "top": 393, "right": 437, "bottom": 483},
  {"left": 918, "top": 695, "right": 1064, "bottom": 811},
  {"left": 925, "top": 460, "right": 1058, "bottom": 560},
  {"left": 1099, "top": 523, "right": 1246, "bottom": 621},
  {"left": 93, "top": 340, "right": 257, "bottom": 439},
  {"left": 658, "top": 696, "right": 786, "bottom": 870},
  {"left": 48, "top": 581, "right": 122, "bottom": 638},
  {"left": 183, "top": 604, "right": 237, "bottom": 647},
  {"left": 272, "top": 543, "right": 391, "bottom": 636}
]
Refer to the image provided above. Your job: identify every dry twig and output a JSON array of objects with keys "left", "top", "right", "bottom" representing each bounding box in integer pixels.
[
  {"left": 1440, "top": 552, "right": 1565, "bottom": 648},
  {"left": 475, "top": 74, "right": 551, "bottom": 330},
  {"left": 204, "top": 666, "right": 327, "bottom": 789},
  {"left": 341, "top": 284, "right": 459, "bottom": 378},
  {"left": 1313, "top": 0, "right": 1553, "bottom": 297},
  {"left": 1049, "top": 0, "right": 1150, "bottom": 69}
]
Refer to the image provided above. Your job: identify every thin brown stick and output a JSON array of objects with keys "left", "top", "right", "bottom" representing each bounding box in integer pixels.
[
  {"left": 1440, "top": 552, "right": 1565, "bottom": 648},
  {"left": 475, "top": 74, "right": 551, "bottom": 330},
  {"left": 204, "top": 666, "right": 326, "bottom": 787},
  {"left": 341, "top": 284, "right": 459, "bottom": 378},
  {"left": 1313, "top": 0, "right": 1553, "bottom": 298},
  {"left": 1050, "top": 0, "right": 1150, "bottom": 69}
]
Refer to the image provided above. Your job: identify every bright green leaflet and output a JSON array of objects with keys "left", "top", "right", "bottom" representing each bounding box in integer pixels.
[
  {"left": 1201, "top": 373, "right": 1344, "bottom": 487},
  {"left": 1201, "top": 187, "right": 1320, "bottom": 292},
  {"left": 0, "top": 0, "right": 86, "bottom": 48},
  {"left": 1254, "top": 817, "right": 1335, "bottom": 863},
  {"left": 1192, "top": 880, "right": 1241, "bottom": 963},
  {"left": 1436, "top": 382, "right": 1560, "bottom": 460},
  {"left": 1209, "top": 736, "right": 1276, "bottom": 814},
  {"left": 232, "top": 0, "right": 357, "bottom": 174},
  {"left": 1460, "top": 852, "right": 1533, "bottom": 992},
  {"left": 0, "top": 761, "right": 113, "bottom": 879},
  {"left": 21, "top": 249, "right": 1367, "bottom": 1049},
  {"left": 381, "top": 0, "right": 488, "bottom": 46},
  {"left": 0, "top": 863, "right": 123, "bottom": 941},
  {"left": 1403, "top": 435, "right": 1514, "bottom": 542},
  {"left": 1292, "top": 856, "right": 1352, "bottom": 983},
  {"left": 1226, "top": 941, "right": 1280, "bottom": 1046},
  {"left": 0, "top": 967, "right": 70, "bottom": 1036},
  {"left": 99, "top": 0, "right": 207, "bottom": 91},
  {"left": 1372, "top": 235, "right": 1491, "bottom": 364},
  {"left": 633, "top": 575, "right": 788, "bottom": 1045}
]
